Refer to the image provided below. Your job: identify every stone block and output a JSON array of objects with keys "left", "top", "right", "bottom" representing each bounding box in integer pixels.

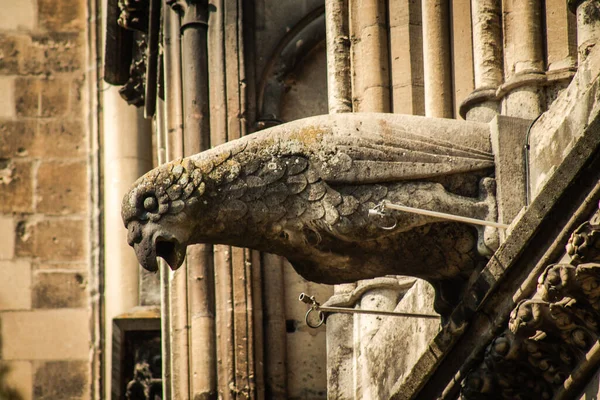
[
  {"left": 33, "top": 361, "right": 89, "bottom": 400},
  {"left": 38, "top": 0, "right": 85, "bottom": 32},
  {"left": 0, "top": 361, "right": 32, "bottom": 400},
  {"left": 0, "top": 34, "right": 28, "bottom": 74},
  {"left": 14, "top": 78, "right": 40, "bottom": 117},
  {"left": 15, "top": 78, "right": 72, "bottom": 118},
  {"left": 36, "top": 120, "right": 85, "bottom": 157},
  {"left": 490, "top": 115, "right": 531, "bottom": 228},
  {"left": 0, "top": 260, "right": 31, "bottom": 310},
  {"left": 15, "top": 219, "right": 87, "bottom": 261},
  {"left": 0, "top": 120, "right": 36, "bottom": 158},
  {"left": 40, "top": 78, "right": 71, "bottom": 118},
  {"left": 36, "top": 161, "right": 87, "bottom": 215},
  {"left": 0, "top": 77, "right": 15, "bottom": 118},
  {"left": 35, "top": 262, "right": 87, "bottom": 271},
  {"left": 0, "top": 120, "right": 84, "bottom": 159},
  {"left": 24, "top": 33, "right": 84, "bottom": 75},
  {"left": 1, "top": 309, "right": 90, "bottom": 360},
  {"left": 0, "top": 161, "right": 33, "bottom": 213},
  {"left": 0, "top": 215, "right": 15, "bottom": 259},
  {"left": 32, "top": 271, "right": 87, "bottom": 309},
  {"left": 0, "top": 0, "right": 36, "bottom": 31}
]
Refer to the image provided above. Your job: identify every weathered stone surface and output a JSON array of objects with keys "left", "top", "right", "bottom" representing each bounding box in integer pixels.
[
  {"left": 0, "top": 0, "right": 36, "bottom": 31},
  {"left": 36, "top": 120, "right": 85, "bottom": 157},
  {"left": 0, "top": 361, "right": 33, "bottom": 400},
  {"left": 0, "top": 77, "right": 15, "bottom": 118},
  {"left": 0, "top": 120, "right": 85, "bottom": 159},
  {"left": 24, "top": 33, "right": 84, "bottom": 75},
  {"left": 38, "top": 0, "right": 85, "bottom": 32},
  {"left": 36, "top": 161, "right": 87, "bottom": 215},
  {"left": 32, "top": 271, "right": 87, "bottom": 309},
  {"left": 35, "top": 262, "right": 87, "bottom": 271},
  {"left": 1, "top": 310, "right": 89, "bottom": 360},
  {"left": 0, "top": 120, "right": 36, "bottom": 158},
  {"left": 489, "top": 115, "right": 530, "bottom": 231},
  {"left": 0, "top": 215, "right": 15, "bottom": 259},
  {"left": 360, "top": 279, "right": 438, "bottom": 399},
  {"left": 0, "top": 34, "right": 29, "bottom": 74},
  {"left": 0, "top": 161, "right": 33, "bottom": 213},
  {"left": 40, "top": 78, "right": 71, "bottom": 118},
  {"left": 33, "top": 361, "right": 89, "bottom": 399},
  {"left": 14, "top": 78, "right": 71, "bottom": 118},
  {"left": 0, "top": 260, "right": 31, "bottom": 310},
  {"left": 15, "top": 219, "right": 87, "bottom": 261},
  {"left": 14, "top": 77, "right": 39, "bottom": 117},
  {"left": 530, "top": 45, "right": 600, "bottom": 197},
  {"left": 123, "top": 113, "right": 496, "bottom": 315}
]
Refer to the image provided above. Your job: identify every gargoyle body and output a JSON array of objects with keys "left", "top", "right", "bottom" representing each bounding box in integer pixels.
[{"left": 122, "top": 113, "right": 498, "bottom": 315}]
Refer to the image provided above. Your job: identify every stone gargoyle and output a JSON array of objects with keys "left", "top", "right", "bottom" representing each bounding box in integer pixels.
[{"left": 122, "top": 113, "right": 499, "bottom": 316}]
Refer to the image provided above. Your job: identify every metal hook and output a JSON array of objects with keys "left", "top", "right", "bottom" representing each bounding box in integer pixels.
[
  {"left": 305, "top": 307, "right": 326, "bottom": 328},
  {"left": 368, "top": 202, "right": 398, "bottom": 230}
]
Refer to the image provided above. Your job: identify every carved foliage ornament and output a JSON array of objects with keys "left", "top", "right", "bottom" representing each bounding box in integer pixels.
[{"left": 461, "top": 205, "right": 600, "bottom": 399}]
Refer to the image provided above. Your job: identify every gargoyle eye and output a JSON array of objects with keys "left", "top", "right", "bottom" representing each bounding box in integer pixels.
[{"left": 143, "top": 195, "right": 159, "bottom": 212}]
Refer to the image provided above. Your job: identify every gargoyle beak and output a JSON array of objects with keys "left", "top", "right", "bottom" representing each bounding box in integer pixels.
[{"left": 128, "top": 222, "right": 187, "bottom": 272}]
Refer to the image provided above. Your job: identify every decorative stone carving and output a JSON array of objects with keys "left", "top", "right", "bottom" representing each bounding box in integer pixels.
[
  {"left": 461, "top": 206, "right": 600, "bottom": 399},
  {"left": 122, "top": 113, "right": 499, "bottom": 316}
]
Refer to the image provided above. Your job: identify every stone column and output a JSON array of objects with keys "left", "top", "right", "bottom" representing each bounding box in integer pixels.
[
  {"left": 460, "top": 0, "right": 503, "bottom": 122},
  {"left": 326, "top": 0, "right": 352, "bottom": 113},
  {"left": 388, "top": 0, "right": 425, "bottom": 115},
  {"left": 569, "top": 0, "right": 600, "bottom": 63},
  {"left": 499, "top": 0, "right": 546, "bottom": 119},
  {"left": 421, "top": 0, "right": 453, "bottom": 118},
  {"left": 102, "top": 87, "right": 153, "bottom": 399},
  {"left": 349, "top": 0, "right": 391, "bottom": 112}
]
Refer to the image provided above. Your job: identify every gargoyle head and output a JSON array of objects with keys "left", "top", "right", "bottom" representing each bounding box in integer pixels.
[{"left": 122, "top": 158, "right": 208, "bottom": 272}]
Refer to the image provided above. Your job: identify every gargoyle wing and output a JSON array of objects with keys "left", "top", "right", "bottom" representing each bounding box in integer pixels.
[{"left": 202, "top": 113, "right": 494, "bottom": 186}]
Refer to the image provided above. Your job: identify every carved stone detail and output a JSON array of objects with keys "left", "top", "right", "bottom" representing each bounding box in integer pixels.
[
  {"left": 461, "top": 206, "right": 600, "bottom": 399},
  {"left": 122, "top": 114, "right": 497, "bottom": 317}
]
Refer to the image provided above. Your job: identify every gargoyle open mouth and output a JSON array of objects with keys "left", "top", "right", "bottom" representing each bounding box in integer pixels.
[
  {"left": 133, "top": 230, "right": 186, "bottom": 273},
  {"left": 155, "top": 236, "right": 186, "bottom": 271}
]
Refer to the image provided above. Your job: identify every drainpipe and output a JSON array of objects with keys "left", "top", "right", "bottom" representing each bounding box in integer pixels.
[
  {"left": 498, "top": 0, "right": 546, "bottom": 119},
  {"left": 421, "top": 0, "right": 453, "bottom": 118},
  {"left": 569, "top": 0, "right": 600, "bottom": 63},
  {"left": 460, "top": 0, "right": 503, "bottom": 122}
]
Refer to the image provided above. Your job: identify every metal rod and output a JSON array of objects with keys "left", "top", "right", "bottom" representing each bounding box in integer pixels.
[
  {"left": 377, "top": 201, "right": 510, "bottom": 229},
  {"left": 299, "top": 293, "right": 439, "bottom": 329},
  {"left": 318, "top": 305, "right": 440, "bottom": 319}
]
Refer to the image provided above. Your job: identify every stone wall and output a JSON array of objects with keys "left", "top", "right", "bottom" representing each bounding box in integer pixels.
[{"left": 0, "top": 0, "right": 95, "bottom": 399}]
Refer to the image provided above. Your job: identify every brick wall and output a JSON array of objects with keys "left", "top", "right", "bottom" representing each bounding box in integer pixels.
[{"left": 0, "top": 0, "right": 94, "bottom": 399}]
